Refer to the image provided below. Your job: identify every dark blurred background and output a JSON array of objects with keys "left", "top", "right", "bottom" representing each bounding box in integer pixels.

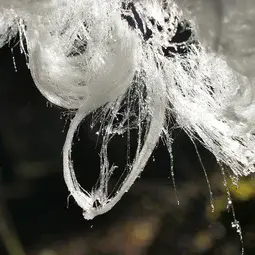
[{"left": 0, "top": 40, "right": 255, "bottom": 255}]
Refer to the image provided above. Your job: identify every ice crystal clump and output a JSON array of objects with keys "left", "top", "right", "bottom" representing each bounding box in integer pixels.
[{"left": 1, "top": 0, "right": 255, "bottom": 220}]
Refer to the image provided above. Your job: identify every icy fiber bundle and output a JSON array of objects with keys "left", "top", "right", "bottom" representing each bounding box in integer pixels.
[{"left": 1, "top": 0, "right": 255, "bottom": 219}]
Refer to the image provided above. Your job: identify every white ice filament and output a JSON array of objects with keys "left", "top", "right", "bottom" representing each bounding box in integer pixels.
[{"left": 1, "top": 0, "right": 255, "bottom": 220}]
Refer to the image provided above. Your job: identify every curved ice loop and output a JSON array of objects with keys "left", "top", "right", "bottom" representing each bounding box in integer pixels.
[
  {"left": 60, "top": 1, "right": 179, "bottom": 219},
  {"left": 63, "top": 58, "right": 166, "bottom": 219}
]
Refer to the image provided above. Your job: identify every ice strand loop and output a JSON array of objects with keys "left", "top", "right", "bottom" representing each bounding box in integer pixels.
[{"left": 63, "top": 54, "right": 167, "bottom": 219}]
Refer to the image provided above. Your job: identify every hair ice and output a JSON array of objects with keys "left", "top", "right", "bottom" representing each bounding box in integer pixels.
[{"left": 1, "top": 0, "right": 255, "bottom": 219}]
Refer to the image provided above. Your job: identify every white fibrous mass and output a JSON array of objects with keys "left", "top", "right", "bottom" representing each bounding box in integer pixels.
[{"left": 1, "top": 0, "right": 255, "bottom": 219}]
